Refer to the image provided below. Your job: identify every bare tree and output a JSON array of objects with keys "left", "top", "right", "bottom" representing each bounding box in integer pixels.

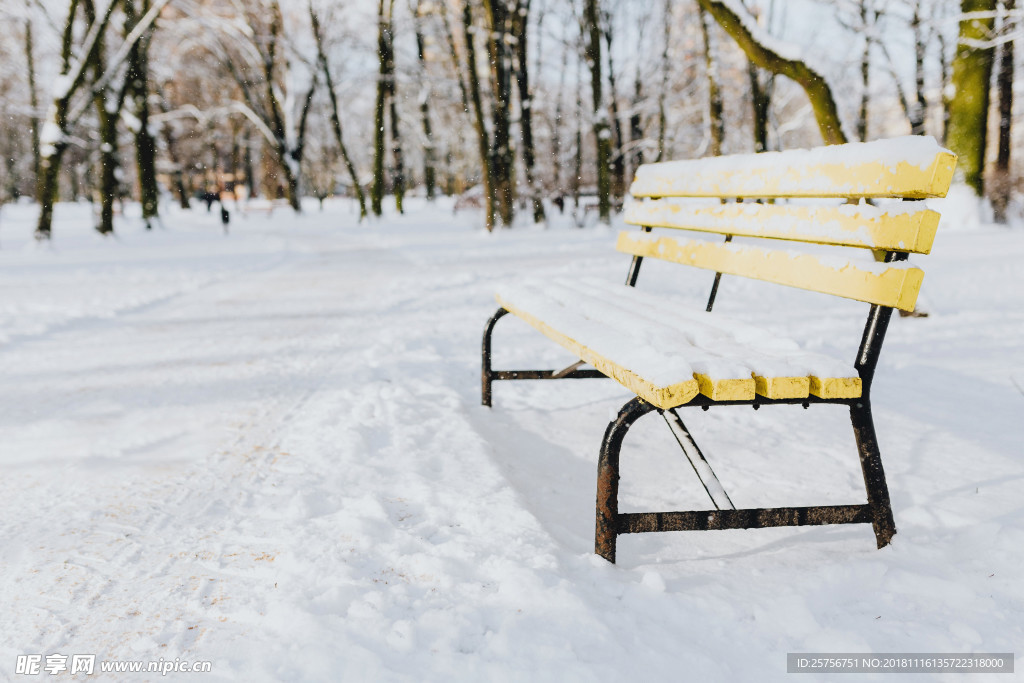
[
  {"left": 23, "top": 0, "right": 42, "bottom": 201},
  {"left": 124, "top": 0, "right": 160, "bottom": 229},
  {"left": 84, "top": 0, "right": 126, "bottom": 236},
  {"left": 310, "top": 1, "right": 367, "bottom": 220},
  {"left": 513, "top": 0, "right": 545, "bottom": 224},
  {"left": 442, "top": 0, "right": 496, "bottom": 230},
  {"left": 583, "top": 0, "right": 611, "bottom": 223},
  {"left": 205, "top": 0, "right": 315, "bottom": 213},
  {"left": 371, "top": 0, "right": 402, "bottom": 215},
  {"left": 698, "top": 5, "right": 724, "bottom": 155},
  {"left": 655, "top": 0, "right": 671, "bottom": 161},
  {"left": 698, "top": 0, "right": 847, "bottom": 145},
  {"left": 602, "top": 8, "right": 626, "bottom": 200},
  {"left": 992, "top": 0, "right": 1016, "bottom": 222},
  {"left": 483, "top": 0, "right": 516, "bottom": 227},
  {"left": 412, "top": 0, "right": 437, "bottom": 202},
  {"left": 35, "top": 0, "right": 172, "bottom": 239}
]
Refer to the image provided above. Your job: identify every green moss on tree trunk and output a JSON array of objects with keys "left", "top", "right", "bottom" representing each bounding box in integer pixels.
[{"left": 946, "top": 0, "right": 997, "bottom": 196}]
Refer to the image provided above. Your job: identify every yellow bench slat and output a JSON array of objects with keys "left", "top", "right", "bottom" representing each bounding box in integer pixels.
[
  {"left": 617, "top": 232, "right": 925, "bottom": 312},
  {"left": 755, "top": 375, "right": 810, "bottom": 399},
  {"left": 494, "top": 292, "right": 700, "bottom": 410},
  {"left": 699, "top": 373, "right": 862, "bottom": 401},
  {"left": 810, "top": 376, "right": 863, "bottom": 399},
  {"left": 495, "top": 280, "right": 863, "bottom": 409},
  {"left": 630, "top": 137, "right": 956, "bottom": 200},
  {"left": 623, "top": 201, "right": 940, "bottom": 254},
  {"left": 696, "top": 374, "right": 755, "bottom": 401}
]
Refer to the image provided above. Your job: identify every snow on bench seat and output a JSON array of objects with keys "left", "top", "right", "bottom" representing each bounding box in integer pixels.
[{"left": 495, "top": 278, "right": 861, "bottom": 410}]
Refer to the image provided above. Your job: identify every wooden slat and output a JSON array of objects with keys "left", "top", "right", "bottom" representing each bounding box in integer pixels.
[
  {"left": 810, "top": 376, "right": 862, "bottom": 399},
  {"left": 695, "top": 374, "right": 755, "bottom": 401},
  {"left": 496, "top": 280, "right": 864, "bottom": 407},
  {"left": 755, "top": 375, "right": 810, "bottom": 399},
  {"left": 494, "top": 293, "right": 700, "bottom": 410},
  {"left": 616, "top": 232, "right": 925, "bottom": 312},
  {"left": 630, "top": 137, "right": 957, "bottom": 200},
  {"left": 624, "top": 201, "right": 940, "bottom": 254}
]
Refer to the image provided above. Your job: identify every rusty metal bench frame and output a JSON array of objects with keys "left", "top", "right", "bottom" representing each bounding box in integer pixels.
[
  {"left": 483, "top": 247, "right": 899, "bottom": 562},
  {"left": 482, "top": 139, "right": 955, "bottom": 563}
]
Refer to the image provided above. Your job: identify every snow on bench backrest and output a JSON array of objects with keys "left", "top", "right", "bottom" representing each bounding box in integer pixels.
[
  {"left": 629, "top": 136, "right": 956, "bottom": 200},
  {"left": 620, "top": 137, "right": 958, "bottom": 314}
]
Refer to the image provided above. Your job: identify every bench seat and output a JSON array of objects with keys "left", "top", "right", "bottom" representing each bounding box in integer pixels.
[{"left": 495, "top": 277, "right": 861, "bottom": 410}]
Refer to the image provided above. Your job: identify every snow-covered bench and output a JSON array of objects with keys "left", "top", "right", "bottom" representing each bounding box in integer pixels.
[{"left": 482, "top": 136, "right": 957, "bottom": 563}]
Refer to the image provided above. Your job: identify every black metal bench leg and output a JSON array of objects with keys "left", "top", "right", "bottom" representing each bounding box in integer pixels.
[
  {"left": 596, "top": 397, "right": 658, "bottom": 563},
  {"left": 482, "top": 308, "right": 509, "bottom": 407},
  {"left": 850, "top": 400, "right": 897, "bottom": 548}
]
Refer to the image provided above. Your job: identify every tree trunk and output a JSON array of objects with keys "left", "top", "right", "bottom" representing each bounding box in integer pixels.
[
  {"left": 243, "top": 0, "right": 303, "bottom": 213},
  {"left": 629, "top": 69, "right": 644, "bottom": 174},
  {"left": 855, "top": 1, "right": 877, "bottom": 142},
  {"left": 486, "top": 0, "right": 515, "bottom": 227},
  {"left": 371, "top": 0, "right": 392, "bottom": 217},
  {"left": 749, "top": 62, "right": 771, "bottom": 152},
  {"left": 584, "top": 0, "right": 611, "bottom": 224},
  {"left": 514, "top": 0, "right": 545, "bottom": 224},
  {"left": 310, "top": 3, "right": 367, "bottom": 220},
  {"left": 698, "top": 0, "right": 847, "bottom": 145},
  {"left": 381, "top": 0, "right": 404, "bottom": 214},
  {"left": 910, "top": 0, "right": 927, "bottom": 135},
  {"left": 992, "top": 0, "right": 1014, "bottom": 222},
  {"left": 244, "top": 132, "right": 257, "bottom": 199},
  {"left": 699, "top": 6, "right": 724, "bottom": 155},
  {"left": 945, "top": 0, "right": 997, "bottom": 196},
  {"left": 389, "top": 95, "right": 405, "bottom": 214},
  {"left": 857, "top": 14, "right": 868, "bottom": 141},
  {"left": 35, "top": 0, "right": 117, "bottom": 239},
  {"left": 94, "top": 101, "right": 119, "bottom": 235},
  {"left": 414, "top": 0, "right": 436, "bottom": 201},
  {"left": 125, "top": 0, "right": 159, "bottom": 229},
  {"left": 573, "top": 53, "right": 583, "bottom": 210},
  {"left": 552, "top": 36, "right": 570, "bottom": 200},
  {"left": 85, "top": 0, "right": 119, "bottom": 236},
  {"left": 24, "top": 2, "right": 41, "bottom": 202},
  {"left": 938, "top": 28, "right": 952, "bottom": 144},
  {"left": 656, "top": 0, "right": 671, "bottom": 161},
  {"left": 996, "top": 0, "right": 1014, "bottom": 172},
  {"left": 462, "top": 0, "right": 495, "bottom": 231},
  {"left": 604, "top": 15, "right": 626, "bottom": 200}
]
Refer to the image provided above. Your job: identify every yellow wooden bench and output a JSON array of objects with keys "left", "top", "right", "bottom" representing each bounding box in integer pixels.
[{"left": 482, "top": 136, "right": 956, "bottom": 563}]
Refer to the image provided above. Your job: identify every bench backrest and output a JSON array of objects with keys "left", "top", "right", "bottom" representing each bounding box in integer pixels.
[{"left": 622, "top": 136, "right": 956, "bottom": 313}]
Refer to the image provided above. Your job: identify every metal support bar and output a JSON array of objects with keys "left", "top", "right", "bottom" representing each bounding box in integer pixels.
[
  {"left": 705, "top": 234, "right": 733, "bottom": 312},
  {"left": 625, "top": 226, "right": 652, "bottom": 287},
  {"left": 662, "top": 409, "right": 735, "bottom": 510},
  {"left": 490, "top": 369, "right": 606, "bottom": 380},
  {"left": 482, "top": 307, "right": 607, "bottom": 407},
  {"left": 551, "top": 360, "right": 587, "bottom": 379},
  {"left": 854, "top": 250, "right": 905, "bottom": 391},
  {"left": 850, "top": 400, "right": 897, "bottom": 547},
  {"left": 618, "top": 504, "right": 872, "bottom": 534},
  {"left": 593, "top": 396, "right": 893, "bottom": 564},
  {"left": 481, "top": 307, "right": 510, "bottom": 407},
  {"left": 680, "top": 394, "right": 856, "bottom": 409},
  {"left": 596, "top": 397, "right": 658, "bottom": 563}
]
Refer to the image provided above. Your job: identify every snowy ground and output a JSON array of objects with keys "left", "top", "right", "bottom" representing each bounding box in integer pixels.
[{"left": 0, "top": 196, "right": 1022, "bottom": 682}]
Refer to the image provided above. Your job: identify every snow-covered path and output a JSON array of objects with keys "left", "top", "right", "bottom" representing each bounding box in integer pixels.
[{"left": 1, "top": 199, "right": 1022, "bottom": 681}]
